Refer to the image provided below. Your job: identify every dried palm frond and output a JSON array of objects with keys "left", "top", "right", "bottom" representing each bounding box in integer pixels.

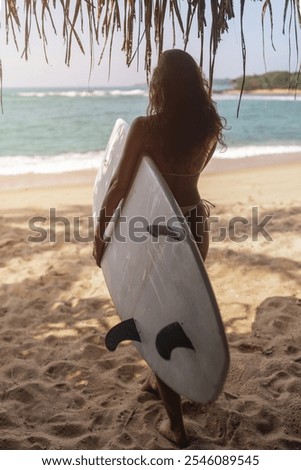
[{"left": 1, "top": 1, "right": 301, "bottom": 93}]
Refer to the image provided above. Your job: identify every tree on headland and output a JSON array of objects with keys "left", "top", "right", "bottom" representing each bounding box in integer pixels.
[
  {"left": 1, "top": 1, "right": 301, "bottom": 100},
  {"left": 233, "top": 71, "right": 300, "bottom": 91}
]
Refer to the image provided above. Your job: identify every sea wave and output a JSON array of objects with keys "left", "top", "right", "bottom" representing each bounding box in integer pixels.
[
  {"left": 16, "top": 90, "right": 300, "bottom": 102},
  {"left": 214, "top": 93, "right": 301, "bottom": 102},
  {"left": 1, "top": 145, "right": 301, "bottom": 175},
  {"left": 0, "top": 151, "right": 105, "bottom": 176},
  {"left": 215, "top": 145, "right": 301, "bottom": 159},
  {"left": 17, "top": 89, "right": 148, "bottom": 98}
]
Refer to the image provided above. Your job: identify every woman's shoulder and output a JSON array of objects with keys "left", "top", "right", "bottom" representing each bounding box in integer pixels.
[
  {"left": 130, "top": 115, "right": 157, "bottom": 130},
  {"left": 129, "top": 116, "right": 161, "bottom": 145},
  {"left": 127, "top": 116, "right": 148, "bottom": 140}
]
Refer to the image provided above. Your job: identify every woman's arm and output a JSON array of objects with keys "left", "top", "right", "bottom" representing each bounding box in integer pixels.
[{"left": 93, "top": 117, "right": 146, "bottom": 267}]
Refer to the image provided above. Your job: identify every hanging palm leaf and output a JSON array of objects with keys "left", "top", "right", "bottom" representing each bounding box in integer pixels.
[{"left": 1, "top": 1, "right": 301, "bottom": 89}]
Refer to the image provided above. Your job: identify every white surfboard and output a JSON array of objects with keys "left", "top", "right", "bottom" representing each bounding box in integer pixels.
[
  {"left": 93, "top": 119, "right": 129, "bottom": 230},
  {"left": 93, "top": 119, "right": 229, "bottom": 403}
]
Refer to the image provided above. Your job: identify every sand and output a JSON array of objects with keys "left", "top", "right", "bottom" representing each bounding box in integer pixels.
[
  {"left": 220, "top": 88, "right": 301, "bottom": 96},
  {"left": 0, "top": 156, "right": 301, "bottom": 450}
]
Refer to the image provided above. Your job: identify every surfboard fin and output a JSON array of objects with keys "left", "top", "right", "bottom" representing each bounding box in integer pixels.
[
  {"left": 147, "top": 224, "right": 186, "bottom": 241},
  {"left": 156, "top": 322, "right": 195, "bottom": 360},
  {"left": 105, "top": 318, "right": 141, "bottom": 351}
]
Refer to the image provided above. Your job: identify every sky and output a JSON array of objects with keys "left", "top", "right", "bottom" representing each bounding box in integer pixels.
[{"left": 0, "top": 1, "right": 299, "bottom": 88}]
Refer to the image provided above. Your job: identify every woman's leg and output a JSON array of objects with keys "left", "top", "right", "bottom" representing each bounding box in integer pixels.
[
  {"left": 155, "top": 374, "right": 188, "bottom": 447},
  {"left": 155, "top": 202, "right": 209, "bottom": 446}
]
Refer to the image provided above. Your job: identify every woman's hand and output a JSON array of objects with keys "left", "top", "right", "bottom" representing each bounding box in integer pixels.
[{"left": 93, "top": 230, "right": 106, "bottom": 268}]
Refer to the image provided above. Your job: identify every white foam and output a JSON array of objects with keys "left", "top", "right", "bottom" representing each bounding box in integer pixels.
[
  {"left": 215, "top": 145, "right": 301, "bottom": 159},
  {"left": 214, "top": 93, "right": 301, "bottom": 102},
  {"left": 1, "top": 145, "right": 301, "bottom": 176},
  {"left": 17, "top": 89, "right": 148, "bottom": 98},
  {"left": 0, "top": 151, "right": 105, "bottom": 175},
  {"left": 17, "top": 88, "right": 299, "bottom": 101},
  {"left": 109, "top": 89, "right": 147, "bottom": 97}
]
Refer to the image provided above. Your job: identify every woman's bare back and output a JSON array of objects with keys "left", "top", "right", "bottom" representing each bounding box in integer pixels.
[{"left": 137, "top": 115, "right": 213, "bottom": 207}]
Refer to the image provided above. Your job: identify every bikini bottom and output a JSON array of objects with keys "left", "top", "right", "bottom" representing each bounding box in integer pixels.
[
  {"left": 180, "top": 199, "right": 214, "bottom": 218},
  {"left": 180, "top": 199, "right": 214, "bottom": 244}
]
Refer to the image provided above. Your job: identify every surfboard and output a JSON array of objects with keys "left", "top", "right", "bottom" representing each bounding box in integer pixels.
[
  {"left": 93, "top": 119, "right": 229, "bottom": 404},
  {"left": 93, "top": 118, "right": 129, "bottom": 230}
]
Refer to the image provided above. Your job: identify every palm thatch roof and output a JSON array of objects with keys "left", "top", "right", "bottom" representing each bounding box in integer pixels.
[{"left": 1, "top": 1, "right": 301, "bottom": 94}]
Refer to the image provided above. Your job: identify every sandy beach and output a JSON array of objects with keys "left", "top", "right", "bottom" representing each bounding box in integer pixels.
[
  {"left": 220, "top": 88, "right": 301, "bottom": 96},
  {"left": 0, "top": 155, "right": 301, "bottom": 450}
]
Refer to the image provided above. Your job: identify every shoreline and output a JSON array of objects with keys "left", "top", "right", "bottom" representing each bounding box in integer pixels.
[
  {"left": 217, "top": 88, "right": 301, "bottom": 96},
  {"left": 4, "top": 85, "right": 301, "bottom": 95},
  {"left": 1, "top": 151, "right": 300, "bottom": 191}
]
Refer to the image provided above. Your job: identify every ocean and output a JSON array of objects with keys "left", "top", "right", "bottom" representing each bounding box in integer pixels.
[{"left": 0, "top": 85, "right": 300, "bottom": 176}]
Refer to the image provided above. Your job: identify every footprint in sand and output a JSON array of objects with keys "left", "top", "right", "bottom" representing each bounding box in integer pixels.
[
  {"left": 98, "top": 358, "right": 119, "bottom": 371},
  {"left": 255, "top": 407, "right": 278, "bottom": 436},
  {"left": 0, "top": 438, "right": 23, "bottom": 450},
  {"left": 277, "top": 437, "right": 301, "bottom": 450},
  {"left": 90, "top": 406, "right": 118, "bottom": 432},
  {"left": 261, "top": 369, "right": 291, "bottom": 397},
  {"left": 0, "top": 411, "right": 15, "bottom": 429},
  {"left": 288, "top": 360, "right": 301, "bottom": 376},
  {"left": 5, "top": 382, "right": 45, "bottom": 404},
  {"left": 4, "top": 364, "right": 38, "bottom": 383},
  {"left": 26, "top": 435, "right": 50, "bottom": 450},
  {"left": 75, "top": 434, "right": 101, "bottom": 450},
  {"left": 142, "top": 403, "right": 162, "bottom": 426},
  {"left": 80, "top": 344, "right": 103, "bottom": 360},
  {"left": 257, "top": 297, "right": 300, "bottom": 335},
  {"left": 115, "top": 363, "right": 144, "bottom": 384},
  {"left": 45, "top": 361, "right": 80, "bottom": 381},
  {"left": 116, "top": 430, "right": 134, "bottom": 447},
  {"left": 49, "top": 423, "right": 86, "bottom": 439},
  {"left": 261, "top": 359, "right": 301, "bottom": 397},
  {"left": 285, "top": 344, "right": 299, "bottom": 355}
]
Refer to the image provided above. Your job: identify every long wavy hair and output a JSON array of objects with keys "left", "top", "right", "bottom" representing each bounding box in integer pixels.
[{"left": 148, "top": 49, "right": 225, "bottom": 165}]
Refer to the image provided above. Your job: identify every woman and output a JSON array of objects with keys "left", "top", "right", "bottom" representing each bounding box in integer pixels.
[{"left": 94, "top": 49, "right": 225, "bottom": 446}]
